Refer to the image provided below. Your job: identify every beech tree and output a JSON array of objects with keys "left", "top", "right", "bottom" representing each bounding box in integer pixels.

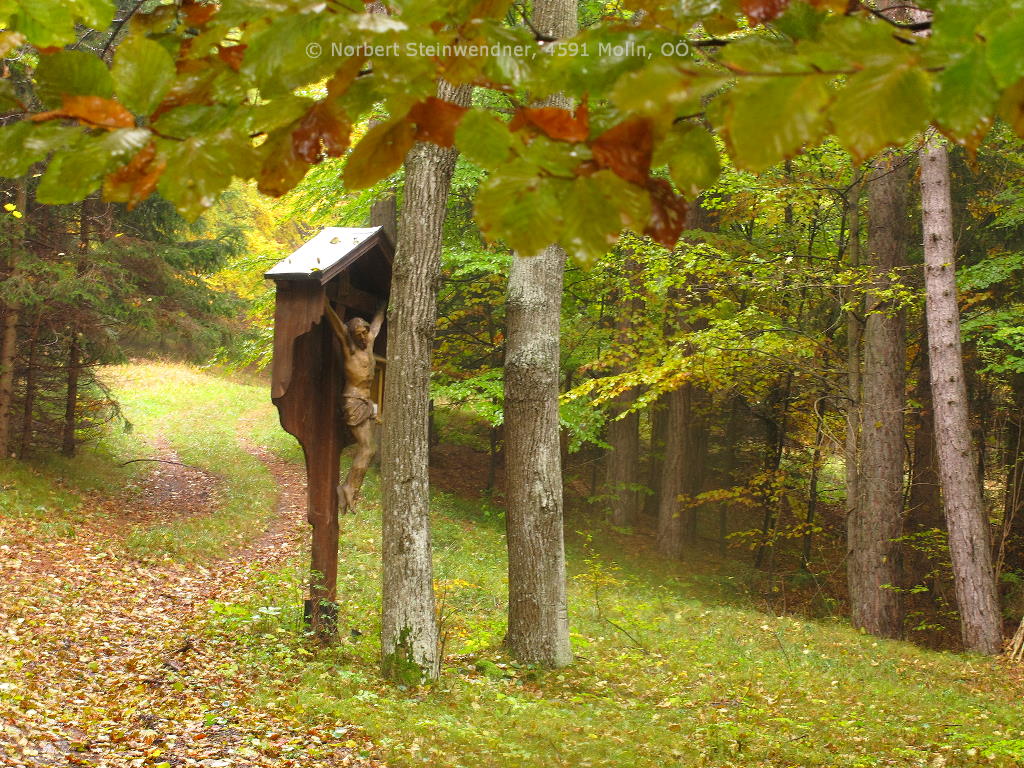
[
  {"left": 380, "top": 80, "right": 471, "bottom": 682},
  {"left": 501, "top": 0, "right": 575, "bottom": 668}
]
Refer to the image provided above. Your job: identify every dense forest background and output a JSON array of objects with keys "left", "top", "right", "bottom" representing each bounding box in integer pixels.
[{"left": 6, "top": 119, "right": 1024, "bottom": 651}]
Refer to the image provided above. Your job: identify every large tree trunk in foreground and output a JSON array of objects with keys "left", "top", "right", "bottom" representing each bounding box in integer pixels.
[
  {"left": 502, "top": 0, "right": 575, "bottom": 670},
  {"left": 504, "top": 241, "right": 572, "bottom": 667},
  {"left": 381, "top": 81, "right": 471, "bottom": 682},
  {"left": 848, "top": 155, "right": 910, "bottom": 639},
  {"left": 919, "top": 135, "right": 1002, "bottom": 654}
]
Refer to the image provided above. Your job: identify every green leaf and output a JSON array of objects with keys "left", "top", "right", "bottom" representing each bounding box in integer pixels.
[
  {"left": 245, "top": 95, "right": 315, "bottom": 134},
  {"left": 934, "top": 46, "right": 997, "bottom": 148},
  {"left": 153, "top": 105, "right": 235, "bottom": 139},
  {"left": 69, "top": 0, "right": 114, "bottom": 29},
  {"left": 157, "top": 128, "right": 258, "bottom": 219},
  {"left": 562, "top": 170, "right": 651, "bottom": 265},
  {"left": 655, "top": 123, "right": 721, "bottom": 197},
  {"left": 241, "top": 14, "right": 345, "bottom": 99},
  {"left": 474, "top": 159, "right": 566, "bottom": 256},
  {"left": 455, "top": 109, "right": 513, "bottom": 170},
  {"left": 798, "top": 15, "right": 911, "bottom": 71},
  {"left": 518, "top": 135, "right": 590, "bottom": 176},
  {"left": 34, "top": 50, "right": 113, "bottom": 109},
  {"left": 986, "top": 12, "right": 1024, "bottom": 89},
  {"left": 719, "top": 37, "right": 805, "bottom": 74},
  {"left": 0, "top": 121, "right": 80, "bottom": 178},
  {"left": 830, "top": 65, "right": 930, "bottom": 162},
  {"left": 725, "top": 74, "right": 830, "bottom": 172},
  {"left": 113, "top": 34, "right": 176, "bottom": 116},
  {"left": 36, "top": 128, "right": 149, "bottom": 204},
  {"left": 611, "top": 61, "right": 728, "bottom": 120},
  {"left": 8, "top": 0, "right": 113, "bottom": 47},
  {"left": 11, "top": 0, "right": 73, "bottom": 48}
]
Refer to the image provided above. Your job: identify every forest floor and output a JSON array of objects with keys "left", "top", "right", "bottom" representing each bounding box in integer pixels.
[
  {"left": 2, "top": 362, "right": 1024, "bottom": 768},
  {"left": 0, "top": 374, "right": 380, "bottom": 766}
]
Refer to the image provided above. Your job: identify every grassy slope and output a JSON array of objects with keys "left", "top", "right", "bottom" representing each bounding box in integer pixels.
[{"left": 3, "top": 362, "right": 1023, "bottom": 768}]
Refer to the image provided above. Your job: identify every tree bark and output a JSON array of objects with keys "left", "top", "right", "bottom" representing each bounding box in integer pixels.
[
  {"left": 502, "top": 0, "right": 575, "bottom": 670},
  {"left": 0, "top": 179, "right": 25, "bottom": 458},
  {"left": 844, "top": 176, "right": 864, "bottom": 545},
  {"left": 604, "top": 254, "right": 642, "bottom": 527},
  {"left": 645, "top": 400, "right": 667, "bottom": 518},
  {"left": 503, "top": 240, "right": 572, "bottom": 666},
  {"left": 380, "top": 80, "right": 472, "bottom": 682},
  {"left": 848, "top": 155, "right": 910, "bottom": 639},
  {"left": 62, "top": 198, "right": 90, "bottom": 458},
  {"left": 919, "top": 134, "right": 1002, "bottom": 654},
  {"left": 657, "top": 381, "right": 690, "bottom": 559}
]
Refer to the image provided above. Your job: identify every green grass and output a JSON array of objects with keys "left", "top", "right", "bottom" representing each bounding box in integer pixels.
[
  {"left": 215, "top": 410, "right": 1024, "bottom": 768},
  {"left": 0, "top": 412, "right": 144, "bottom": 539},
  {"left": 5, "top": 362, "right": 1024, "bottom": 767},
  {"left": 104, "top": 362, "right": 278, "bottom": 560},
  {"left": 1, "top": 363, "right": 277, "bottom": 559}
]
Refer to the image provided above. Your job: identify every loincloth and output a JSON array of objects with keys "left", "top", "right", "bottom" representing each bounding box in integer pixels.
[{"left": 342, "top": 394, "right": 377, "bottom": 427}]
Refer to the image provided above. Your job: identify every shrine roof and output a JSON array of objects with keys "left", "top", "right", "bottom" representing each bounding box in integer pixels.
[{"left": 264, "top": 226, "right": 394, "bottom": 285}]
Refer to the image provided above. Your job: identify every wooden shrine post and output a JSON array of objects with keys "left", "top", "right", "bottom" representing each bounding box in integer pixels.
[{"left": 265, "top": 227, "right": 393, "bottom": 641}]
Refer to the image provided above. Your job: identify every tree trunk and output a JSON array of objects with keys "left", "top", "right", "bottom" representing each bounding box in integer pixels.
[
  {"left": 604, "top": 254, "right": 642, "bottom": 527},
  {"left": 62, "top": 334, "right": 80, "bottom": 457},
  {"left": 905, "top": 336, "right": 945, "bottom": 586},
  {"left": 0, "top": 179, "right": 25, "bottom": 458},
  {"left": 802, "top": 399, "right": 827, "bottom": 570},
  {"left": 501, "top": 0, "right": 575, "bottom": 669},
  {"left": 380, "top": 80, "right": 472, "bottom": 683},
  {"left": 645, "top": 400, "right": 667, "bottom": 518},
  {"left": 657, "top": 382, "right": 690, "bottom": 559},
  {"left": 844, "top": 176, "right": 864, "bottom": 545},
  {"left": 62, "top": 198, "right": 89, "bottom": 458},
  {"left": 503, "top": 240, "right": 572, "bottom": 666},
  {"left": 684, "top": 395, "right": 706, "bottom": 544},
  {"left": 18, "top": 317, "right": 40, "bottom": 458},
  {"left": 919, "top": 134, "right": 1002, "bottom": 654},
  {"left": 848, "top": 155, "right": 910, "bottom": 639}
]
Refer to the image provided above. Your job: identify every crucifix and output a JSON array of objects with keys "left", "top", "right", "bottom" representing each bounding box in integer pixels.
[{"left": 264, "top": 226, "right": 393, "bottom": 641}]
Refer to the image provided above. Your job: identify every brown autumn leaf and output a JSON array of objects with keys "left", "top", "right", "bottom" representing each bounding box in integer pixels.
[
  {"left": 644, "top": 177, "right": 688, "bottom": 248},
  {"left": 182, "top": 0, "right": 219, "bottom": 26},
  {"left": 216, "top": 44, "right": 247, "bottom": 71},
  {"left": 32, "top": 94, "right": 135, "bottom": 129},
  {"left": 741, "top": 0, "right": 790, "bottom": 23},
  {"left": 464, "top": 0, "right": 514, "bottom": 22},
  {"left": 510, "top": 103, "right": 589, "bottom": 142},
  {"left": 591, "top": 117, "right": 652, "bottom": 186},
  {"left": 152, "top": 59, "right": 223, "bottom": 119},
  {"left": 292, "top": 102, "right": 352, "bottom": 163},
  {"left": 260, "top": 129, "right": 311, "bottom": 197},
  {"left": 409, "top": 96, "right": 469, "bottom": 147},
  {"left": 343, "top": 119, "right": 417, "bottom": 189},
  {"left": 103, "top": 142, "right": 167, "bottom": 209}
]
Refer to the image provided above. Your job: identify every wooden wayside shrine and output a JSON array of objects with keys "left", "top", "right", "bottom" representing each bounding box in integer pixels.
[{"left": 264, "top": 226, "right": 393, "bottom": 641}]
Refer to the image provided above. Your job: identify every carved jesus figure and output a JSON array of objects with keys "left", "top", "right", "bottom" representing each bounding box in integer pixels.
[{"left": 325, "top": 300, "right": 386, "bottom": 512}]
